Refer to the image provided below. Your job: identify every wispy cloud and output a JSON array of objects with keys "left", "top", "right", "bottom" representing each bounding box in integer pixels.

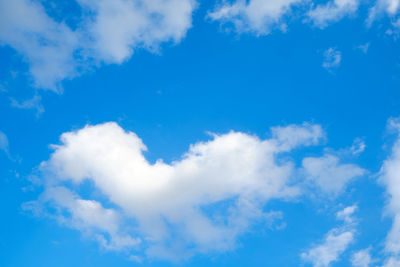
[
  {"left": 307, "top": 0, "right": 359, "bottom": 29},
  {"left": 10, "top": 94, "right": 44, "bottom": 117},
  {"left": 301, "top": 206, "right": 358, "bottom": 267},
  {"left": 0, "top": 131, "right": 9, "bottom": 154},
  {"left": 322, "top": 47, "right": 342, "bottom": 71}
]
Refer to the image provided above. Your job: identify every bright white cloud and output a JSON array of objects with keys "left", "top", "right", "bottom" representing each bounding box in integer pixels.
[
  {"left": 302, "top": 154, "right": 366, "bottom": 194},
  {"left": 208, "top": 0, "right": 304, "bottom": 35},
  {"left": 301, "top": 206, "right": 357, "bottom": 267},
  {"left": 307, "top": 0, "right": 359, "bottom": 29},
  {"left": 322, "top": 47, "right": 342, "bottom": 70},
  {"left": 0, "top": 0, "right": 196, "bottom": 90},
  {"left": 351, "top": 248, "right": 372, "bottom": 267},
  {"left": 28, "top": 121, "right": 337, "bottom": 259}
]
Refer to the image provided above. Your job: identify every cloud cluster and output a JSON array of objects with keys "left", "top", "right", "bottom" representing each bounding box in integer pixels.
[
  {"left": 0, "top": 0, "right": 397, "bottom": 92},
  {"left": 0, "top": 0, "right": 196, "bottom": 91},
  {"left": 26, "top": 122, "right": 365, "bottom": 260}
]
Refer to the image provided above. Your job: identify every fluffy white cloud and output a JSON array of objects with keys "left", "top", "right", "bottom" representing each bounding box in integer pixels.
[
  {"left": 0, "top": 0, "right": 196, "bottom": 90},
  {"left": 30, "top": 121, "right": 336, "bottom": 259},
  {"left": 25, "top": 186, "right": 140, "bottom": 250},
  {"left": 301, "top": 206, "right": 357, "bottom": 267},
  {"left": 77, "top": 0, "right": 196, "bottom": 64},
  {"left": 322, "top": 47, "right": 342, "bottom": 70},
  {"left": 351, "top": 248, "right": 372, "bottom": 267},
  {"left": 307, "top": 0, "right": 359, "bottom": 29},
  {"left": 208, "top": 0, "right": 304, "bottom": 35},
  {"left": 0, "top": 0, "right": 79, "bottom": 90},
  {"left": 379, "top": 118, "right": 400, "bottom": 263},
  {"left": 302, "top": 154, "right": 366, "bottom": 194},
  {"left": 337, "top": 205, "right": 358, "bottom": 223},
  {"left": 270, "top": 122, "right": 325, "bottom": 151}
]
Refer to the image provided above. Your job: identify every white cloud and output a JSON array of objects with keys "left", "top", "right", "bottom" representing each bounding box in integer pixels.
[
  {"left": 10, "top": 94, "right": 44, "bottom": 116},
  {"left": 0, "top": 0, "right": 196, "bottom": 90},
  {"left": 270, "top": 122, "right": 325, "bottom": 151},
  {"left": 0, "top": 0, "right": 79, "bottom": 91},
  {"left": 77, "top": 0, "right": 196, "bottom": 64},
  {"left": 24, "top": 186, "right": 140, "bottom": 250},
  {"left": 301, "top": 206, "right": 357, "bottom": 267},
  {"left": 302, "top": 230, "right": 354, "bottom": 267},
  {"left": 208, "top": 0, "right": 304, "bottom": 35},
  {"left": 351, "top": 248, "right": 372, "bottom": 267},
  {"left": 30, "top": 121, "right": 333, "bottom": 259},
  {"left": 357, "top": 43, "right": 370, "bottom": 54},
  {"left": 302, "top": 154, "right": 366, "bottom": 194},
  {"left": 208, "top": 0, "right": 362, "bottom": 35},
  {"left": 322, "top": 48, "right": 342, "bottom": 70},
  {"left": 307, "top": 0, "right": 359, "bottom": 29},
  {"left": 379, "top": 118, "right": 400, "bottom": 261},
  {"left": 382, "top": 257, "right": 400, "bottom": 267},
  {"left": 0, "top": 131, "right": 8, "bottom": 153},
  {"left": 350, "top": 138, "right": 366, "bottom": 155},
  {"left": 336, "top": 205, "right": 357, "bottom": 223},
  {"left": 368, "top": 0, "right": 400, "bottom": 24}
]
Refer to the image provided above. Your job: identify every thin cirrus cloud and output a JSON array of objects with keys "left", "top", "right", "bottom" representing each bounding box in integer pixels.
[
  {"left": 301, "top": 205, "right": 358, "bottom": 267},
  {"left": 0, "top": 0, "right": 196, "bottom": 91},
  {"left": 24, "top": 122, "right": 365, "bottom": 260}
]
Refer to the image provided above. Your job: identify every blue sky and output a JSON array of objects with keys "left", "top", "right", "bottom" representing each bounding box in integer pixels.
[{"left": 1, "top": 0, "right": 400, "bottom": 266}]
